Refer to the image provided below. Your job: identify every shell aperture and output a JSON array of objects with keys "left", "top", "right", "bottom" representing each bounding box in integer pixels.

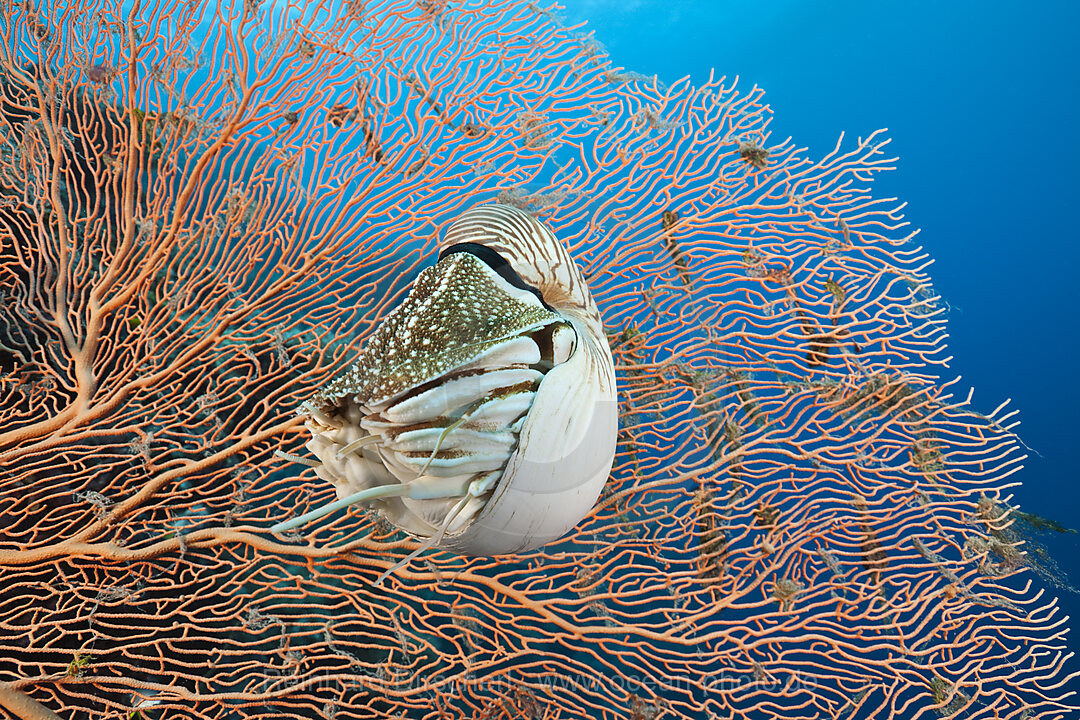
[{"left": 272, "top": 204, "right": 618, "bottom": 571}]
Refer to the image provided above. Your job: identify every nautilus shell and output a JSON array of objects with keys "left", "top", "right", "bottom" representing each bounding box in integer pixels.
[{"left": 272, "top": 204, "right": 618, "bottom": 567}]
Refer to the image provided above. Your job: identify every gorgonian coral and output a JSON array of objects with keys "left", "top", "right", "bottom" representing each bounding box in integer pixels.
[{"left": 0, "top": 0, "right": 1075, "bottom": 718}]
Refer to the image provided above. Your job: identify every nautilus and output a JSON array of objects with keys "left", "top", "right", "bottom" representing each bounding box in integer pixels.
[{"left": 272, "top": 204, "right": 618, "bottom": 577}]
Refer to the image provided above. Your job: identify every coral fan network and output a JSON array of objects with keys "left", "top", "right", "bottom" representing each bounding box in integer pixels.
[{"left": 0, "top": 0, "right": 1076, "bottom": 718}]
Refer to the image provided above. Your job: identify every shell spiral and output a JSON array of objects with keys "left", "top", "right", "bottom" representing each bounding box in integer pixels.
[{"left": 283, "top": 204, "right": 618, "bottom": 558}]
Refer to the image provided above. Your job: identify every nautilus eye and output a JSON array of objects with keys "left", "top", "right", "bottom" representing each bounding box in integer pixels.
[{"left": 272, "top": 204, "right": 618, "bottom": 576}]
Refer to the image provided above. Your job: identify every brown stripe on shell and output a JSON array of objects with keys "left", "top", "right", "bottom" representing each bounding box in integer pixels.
[{"left": 439, "top": 204, "right": 614, "bottom": 392}]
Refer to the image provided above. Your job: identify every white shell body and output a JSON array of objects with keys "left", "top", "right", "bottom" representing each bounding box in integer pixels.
[{"left": 297, "top": 204, "right": 617, "bottom": 555}]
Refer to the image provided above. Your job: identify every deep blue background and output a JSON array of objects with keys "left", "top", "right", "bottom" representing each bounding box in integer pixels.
[{"left": 567, "top": 0, "right": 1080, "bottom": 611}]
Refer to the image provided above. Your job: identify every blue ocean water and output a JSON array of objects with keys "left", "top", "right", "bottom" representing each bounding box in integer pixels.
[{"left": 566, "top": 0, "right": 1080, "bottom": 613}]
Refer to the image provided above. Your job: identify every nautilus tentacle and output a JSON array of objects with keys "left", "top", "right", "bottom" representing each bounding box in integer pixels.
[{"left": 272, "top": 204, "right": 617, "bottom": 570}]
